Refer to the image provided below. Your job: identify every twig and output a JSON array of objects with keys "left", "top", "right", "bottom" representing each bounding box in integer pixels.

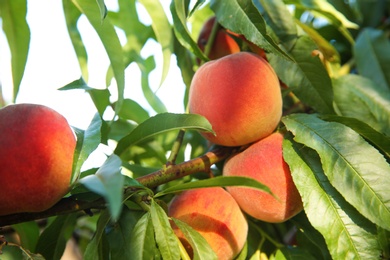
[{"left": 0, "top": 146, "right": 236, "bottom": 226}]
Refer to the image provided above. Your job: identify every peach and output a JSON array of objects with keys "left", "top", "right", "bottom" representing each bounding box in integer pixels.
[
  {"left": 223, "top": 132, "right": 303, "bottom": 223},
  {"left": 168, "top": 187, "right": 248, "bottom": 260},
  {"left": 188, "top": 52, "right": 282, "bottom": 146},
  {"left": 197, "top": 16, "right": 240, "bottom": 60},
  {"left": 0, "top": 103, "right": 76, "bottom": 216}
]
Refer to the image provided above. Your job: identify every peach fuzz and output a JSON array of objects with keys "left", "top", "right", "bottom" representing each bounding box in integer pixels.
[
  {"left": 188, "top": 52, "right": 282, "bottom": 146},
  {"left": 168, "top": 187, "right": 248, "bottom": 260},
  {"left": 223, "top": 132, "right": 303, "bottom": 223},
  {"left": 197, "top": 16, "right": 240, "bottom": 60},
  {"left": 0, "top": 103, "right": 76, "bottom": 216}
]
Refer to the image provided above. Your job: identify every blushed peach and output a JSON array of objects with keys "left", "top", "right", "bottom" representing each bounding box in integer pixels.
[
  {"left": 223, "top": 132, "right": 303, "bottom": 223},
  {"left": 0, "top": 103, "right": 76, "bottom": 216},
  {"left": 188, "top": 52, "right": 282, "bottom": 146},
  {"left": 168, "top": 187, "right": 248, "bottom": 260}
]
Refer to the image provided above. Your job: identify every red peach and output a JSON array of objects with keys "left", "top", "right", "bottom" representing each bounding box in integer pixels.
[
  {"left": 197, "top": 17, "right": 240, "bottom": 60},
  {"left": 0, "top": 103, "right": 76, "bottom": 216},
  {"left": 188, "top": 52, "right": 282, "bottom": 146},
  {"left": 223, "top": 132, "right": 303, "bottom": 223},
  {"left": 168, "top": 187, "right": 248, "bottom": 260}
]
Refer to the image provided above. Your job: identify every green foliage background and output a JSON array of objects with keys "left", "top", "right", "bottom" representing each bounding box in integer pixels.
[{"left": 0, "top": 0, "right": 389, "bottom": 259}]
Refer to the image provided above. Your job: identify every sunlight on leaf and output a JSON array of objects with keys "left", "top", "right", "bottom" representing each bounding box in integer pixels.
[{"left": 283, "top": 113, "right": 390, "bottom": 231}]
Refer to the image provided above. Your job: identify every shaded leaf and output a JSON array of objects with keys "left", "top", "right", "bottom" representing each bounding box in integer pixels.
[
  {"left": 257, "top": 0, "right": 298, "bottom": 50},
  {"left": 84, "top": 210, "right": 111, "bottom": 260},
  {"left": 154, "top": 176, "right": 272, "bottom": 198},
  {"left": 354, "top": 28, "right": 390, "bottom": 91},
  {"left": 283, "top": 137, "right": 381, "bottom": 259},
  {"left": 0, "top": 0, "right": 30, "bottom": 101},
  {"left": 78, "top": 155, "right": 124, "bottom": 220},
  {"left": 35, "top": 214, "right": 77, "bottom": 260},
  {"left": 282, "top": 113, "right": 390, "bottom": 231},
  {"left": 333, "top": 74, "right": 390, "bottom": 136},
  {"left": 12, "top": 221, "right": 39, "bottom": 252},
  {"left": 114, "top": 113, "right": 214, "bottom": 156}
]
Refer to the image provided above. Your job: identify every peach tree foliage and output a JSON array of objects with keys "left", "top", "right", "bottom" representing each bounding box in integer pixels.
[{"left": 0, "top": 0, "right": 390, "bottom": 259}]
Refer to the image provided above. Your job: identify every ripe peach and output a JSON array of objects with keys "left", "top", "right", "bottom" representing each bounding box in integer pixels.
[
  {"left": 168, "top": 187, "right": 248, "bottom": 260},
  {"left": 197, "top": 17, "right": 240, "bottom": 60},
  {"left": 188, "top": 52, "right": 282, "bottom": 146},
  {"left": 223, "top": 132, "right": 303, "bottom": 223},
  {"left": 0, "top": 103, "right": 76, "bottom": 216}
]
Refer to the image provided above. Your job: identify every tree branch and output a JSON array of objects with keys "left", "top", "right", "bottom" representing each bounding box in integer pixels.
[{"left": 0, "top": 146, "right": 236, "bottom": 226}]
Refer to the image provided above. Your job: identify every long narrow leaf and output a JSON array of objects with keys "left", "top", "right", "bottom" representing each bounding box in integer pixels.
[
  {"left": 62, "top": 0, "right": 89, "bottom": 81},
  {"left": 283, "top": 138, "right": 380, "bottom": 259},
  {"left": 150, "top": 200, "right": 180, "bottom": 259},
  {"left": 0, "top": 0, "right": 30, "bottom": 101},
  {"left": 155, "top": 176, "right": 272, "bottom": 198},
  {"left": 71, "top": 0, "right": 125, "bottom": 113},
  {"left": 139, "top": 0, "right": 173, "bottom": 87},
  {"left": 282, "top": 113, "right": 390, "bottom": 231},
  {"left": 114, "top": 113, "right": 214, "bottom": 156}
]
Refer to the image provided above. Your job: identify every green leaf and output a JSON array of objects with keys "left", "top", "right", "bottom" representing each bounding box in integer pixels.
[
  {"left": 138, "top": 0, "right": 173, "bottom": 87},
  {"left": 12, "top": 221, "right": 39, "bottom": 252},
  {"left": 106, "top": 207, "right": 145, "bottom": 260},
  {"left": 62, "top": 0, "right": 88, "bottom": 81},
  {"left": 129, "top": 212, "right": 160, "bottom": 259},
  {"left": 210, "top": 0, "right": 292, "bottom": 61},
  {"left": 320, "top": 115, "right": 390, "bottom": 160},
  {"left": 71, "top": 112, "right": 102, "bottom": 183},
  {"left": 117, "top": 98, "right": 150, "bottom": 124},
  {"left": 271, "top": 247, "right": 317, "bottom": 260},
  {"left": 150, "top": 200, "right": 180, "bottom": 260},
  {"left": 114, "top": 113, "right": 214, "bottom": 156},
  {"left": 170, "top": 0, "right": 209, "bottom": 61},
  {"left": 0, "top": 0, "right": 30, "bottom": 101},
  {"left": 71, "top": 0, "right": 125, "bottom": 113},
  {"left": 59, "top": 78, "right": 111, "bottom": 116},
  {"left": 268, "top": 35, "right": 335, "bottom": 114},
  {"left": 95, "top": 0, "right": 107, "bottom": 21},
  {"left": 78, "top": 154, "right": 124, "bottom": 221},
  {"left": 286, "top": 0, "right": 357, "bottom": 43},
  {"left": 290, "top": 213, "right": 332, "bottom": 259},
  {"left": 283, "top": 137, "right": 381, "bottom": 259},
  {"left": 84, "top": 210, "right": 111, "bottom": 260},
  {"left": 377, "top": 226, "right": 390, "bottom": 259},
  {"left": 138, "top": 56, "right": 167, "bottom": 114},
  {"left": 354, "top": 28, "right": 390, "bottom": 91},
  {"left": 257, "top": 0, "right": 298, "bottom": 50},
  {"left": 154, "top": 176, "right": 272, "bottom": 198},
  {"left": 282, "top": 113, "right": 390, "bottom": 231},
  {"left": 172, "top": 218, "right": 218, "bottom": 260},
  {"left": 35, "top": 214, "right": 78, "bottom": 260},
  {"left": 333, "top": 74, "right": 390, "bottom": 136}
]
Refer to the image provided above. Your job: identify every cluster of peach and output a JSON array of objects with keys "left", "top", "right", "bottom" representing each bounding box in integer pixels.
[{"left": 168, "top": 17, "right": 303, "bottom": 259}]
